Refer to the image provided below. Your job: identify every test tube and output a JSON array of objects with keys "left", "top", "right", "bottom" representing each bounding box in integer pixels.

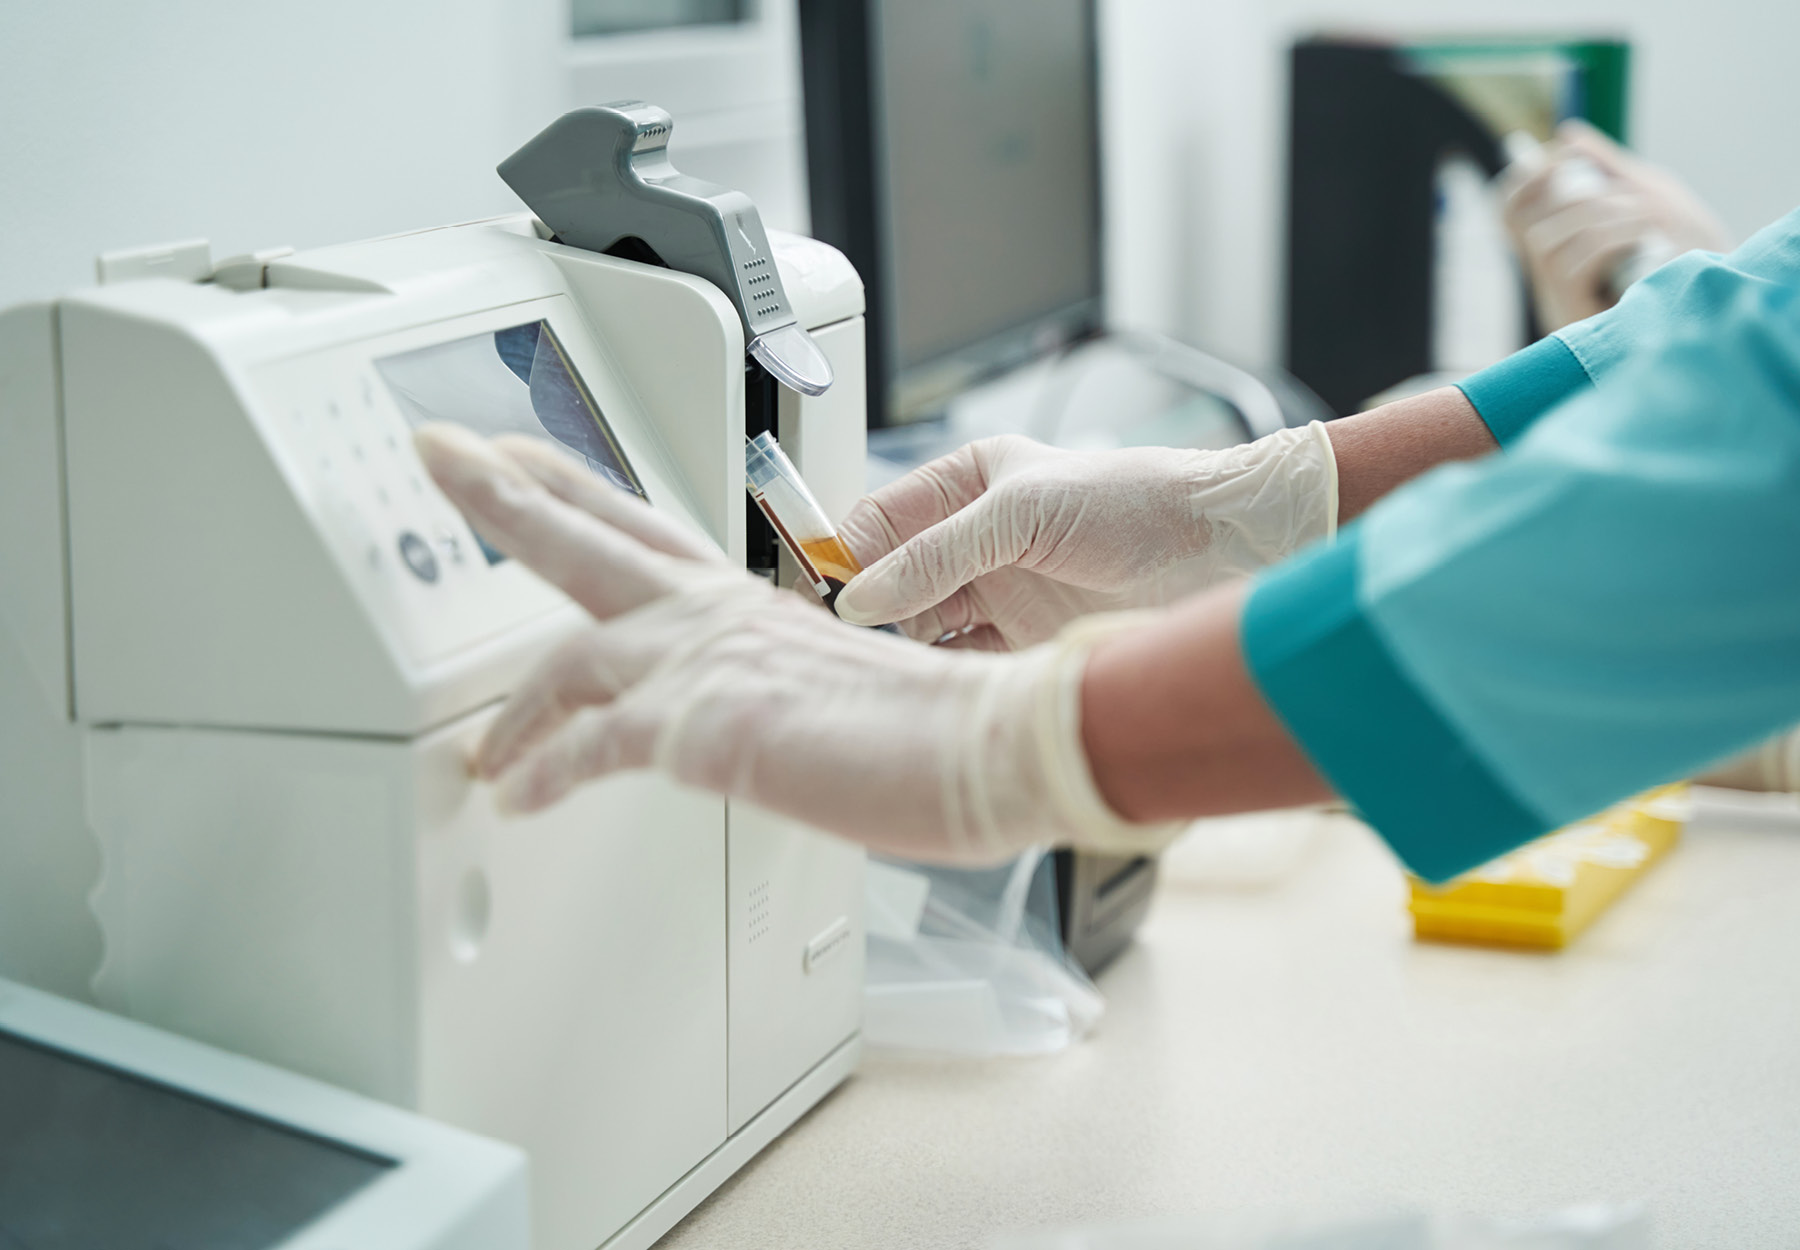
[{"left": 744, "top": 431, "right": 862, "bottom": 613}]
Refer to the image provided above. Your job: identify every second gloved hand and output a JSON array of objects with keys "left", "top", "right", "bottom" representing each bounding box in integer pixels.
[
  {"left": 1501, "top": 119, "right": 1732, "bottom": 330},
  {"left": 834, "top": 424, "right": 1337, "bottom": 649},
  {"left": 412, "top": 423, "right": 1181, "bottom": 864}
]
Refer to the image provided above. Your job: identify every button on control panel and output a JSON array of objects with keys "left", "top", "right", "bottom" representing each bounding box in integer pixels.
[
  {"left": 398, "top": 531, "right": 439, "bottom": 583},
  {"left": 434, "top": 527, "right": 464, "bottom": 567},
  {"left": 253, "top": 314, "right": 581, "bottom": 669}
]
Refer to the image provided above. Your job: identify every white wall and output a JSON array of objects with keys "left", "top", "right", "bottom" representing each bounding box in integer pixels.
[
  {"left": 0, "top": 0, "right": 567, "bottom": 307},
  {"left": 1100, "top": 0, "right": 1800, "bottom": 370},
  {"left": 569, "top": 0, "right": 811, "bottom": 234}
]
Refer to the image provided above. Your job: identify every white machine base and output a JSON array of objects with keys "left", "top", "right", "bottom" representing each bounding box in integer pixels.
[{"left": 603, "top": 1034, "right": 862, "bottom": 1250}]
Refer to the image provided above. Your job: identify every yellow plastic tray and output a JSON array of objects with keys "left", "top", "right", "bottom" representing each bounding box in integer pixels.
[{"left": 1407, "top": 784, "right": 1686, "bottom": 950}]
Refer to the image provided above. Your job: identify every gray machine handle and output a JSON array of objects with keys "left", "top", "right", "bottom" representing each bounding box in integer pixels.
[{"left": 499, "top": 102, "right": 833, "bottom": 397}]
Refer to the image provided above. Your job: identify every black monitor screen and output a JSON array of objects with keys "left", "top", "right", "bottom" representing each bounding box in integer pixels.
[
  {"left": 0, "top": 1029, "right": 394, "bottom": 1250},
  {"left": 803, "top": 0, "right": 1102, "bottom": 423}
]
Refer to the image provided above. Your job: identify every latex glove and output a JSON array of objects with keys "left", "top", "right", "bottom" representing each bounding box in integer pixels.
[
  {"left": 834, "top": 424, "right": 1336, "bottom": 650},
  {"left": 412, "top": 424, "right": 1182, "bottom": 863},
  {"left": 1501, "top": 119, "right": 1731, "bottom": 331}
]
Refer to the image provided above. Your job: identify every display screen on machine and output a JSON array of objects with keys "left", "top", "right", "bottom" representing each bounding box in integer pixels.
[{"left": 378, "top": 320, "right": 644, "bottom": 563}]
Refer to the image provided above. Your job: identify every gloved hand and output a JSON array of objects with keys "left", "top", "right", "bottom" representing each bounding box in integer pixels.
[
  {"left": 1501, "top": 119, "right": 1732, "bottom": 331},
  {"left": 834, "top": 424, "right": 1337, "bottom": 650},
  {"left": 412, "top": 424, "right": 1182, "bottom": 863}
]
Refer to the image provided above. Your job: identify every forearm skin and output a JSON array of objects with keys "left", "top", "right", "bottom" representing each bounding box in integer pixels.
[
  {"left": 1078, "top": 387, "right": 1495, "bottom": 823},
  {"left": 1327, "top": 387, "right": 1497, "bottom": 523},
  {"left": 1080, "top": 581, "right": 1332, "bottom": 822}
]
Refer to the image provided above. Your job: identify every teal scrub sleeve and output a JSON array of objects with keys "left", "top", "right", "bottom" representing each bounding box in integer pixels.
[
  {"left": 1246, "top": 275, "right": 1800, "bottom": 883},
  {"left": 1455, "top": 206, "right": 1800, "bottom": 447}
]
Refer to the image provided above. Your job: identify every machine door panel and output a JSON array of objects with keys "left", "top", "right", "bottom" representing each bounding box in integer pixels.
[
  {"left": 85, "top": 726, "right": 417, "bottom": 1101},
  {"left": 726, "top": 801, "right": 863, "bottom": 1133},
  {"left": 415, "top": 709, "right": 727, "bottom": 1250}
]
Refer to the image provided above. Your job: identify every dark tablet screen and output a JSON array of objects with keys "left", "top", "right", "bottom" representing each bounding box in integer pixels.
[{"left": 0, "top": 1028, "right": 393, "bottom": 1250}]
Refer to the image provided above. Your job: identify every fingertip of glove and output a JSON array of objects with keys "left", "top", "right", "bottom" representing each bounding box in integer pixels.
[
  {"left": 413, "top": 424, "right": 538, "bottom": 503},
  {"left": 412, "top": 422, "right": 485, "bottom": 476},
  {"left": 832, "top": 574, "right": 890, "bottom": 625},
  {"left": 470, "top": 742, "right": 511, "bottom": 784}
]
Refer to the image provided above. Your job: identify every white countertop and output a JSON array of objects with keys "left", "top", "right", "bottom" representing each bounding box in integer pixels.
[{"left": 658, "top": 809, "right": 1800, "bottom": 1249}]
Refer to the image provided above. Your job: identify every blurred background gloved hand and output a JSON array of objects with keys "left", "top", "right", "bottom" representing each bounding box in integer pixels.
[
  {"left": 1501, "top": 118, "right": 1733, "bottom": 331},
  {"left": 834, "top": 424, "right": 1337, "bottom": 650},
  {"left": 412, "top": 423, "right": 1181, "bottom": 864}
]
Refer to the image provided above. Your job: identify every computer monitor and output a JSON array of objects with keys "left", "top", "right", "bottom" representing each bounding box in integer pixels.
[{"left": 799, "top": 0, "right": 1103, "bottom": 427}]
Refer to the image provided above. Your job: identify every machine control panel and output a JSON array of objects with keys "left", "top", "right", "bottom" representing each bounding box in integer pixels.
[{"left": 251, "top": 294, "right": 694, "bottom": 670}]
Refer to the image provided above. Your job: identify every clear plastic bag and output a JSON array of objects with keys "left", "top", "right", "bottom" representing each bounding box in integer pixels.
[{"left": 864, "top": 851, "right": 1103, "bottom": 1057}]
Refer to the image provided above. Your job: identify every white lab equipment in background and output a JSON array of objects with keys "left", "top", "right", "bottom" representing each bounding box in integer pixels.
[
  {"left": 0, "top": 977, "right": 529, "bottom": 1250},
  {"left": 0, "top": 212, "right": 866, "bottom": 1250},
  {"left": 569, "top": 0, "right": 811, "bottom": 234},
  {"left": 1431, "top": 153, "right": 1527, "bottom": 375}
]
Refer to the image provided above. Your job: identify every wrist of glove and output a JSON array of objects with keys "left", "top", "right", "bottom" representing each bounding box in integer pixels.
[{"left": 835, "top": 422, "right": 1336, "bottom": 651}]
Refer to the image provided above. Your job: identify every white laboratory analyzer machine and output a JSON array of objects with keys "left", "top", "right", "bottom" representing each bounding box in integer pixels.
[{"left": 0, "top": 103, "right": 867, "bottom": 1250}]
